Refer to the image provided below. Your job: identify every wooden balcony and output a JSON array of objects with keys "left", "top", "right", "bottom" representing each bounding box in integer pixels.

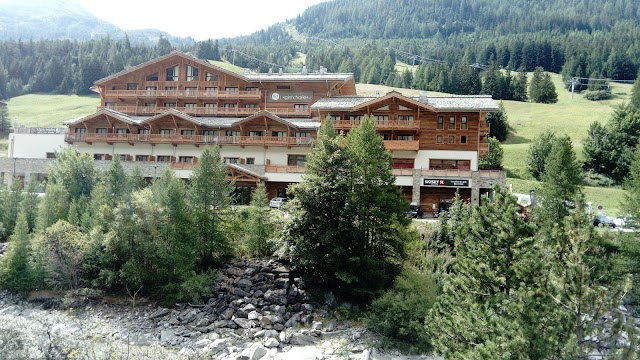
[
  {"left": 265, "top": 165, "right": 306, "bottom": 173},
  {"left": 98, "top": 105, "right": 311, "bottom": 118},
  {"left": 331, "top": 119, "right": 420, "bottom": 131},
  {"left": 65, "top": 132, "right": 315, "bottom": 147},
  {"left": 384, "top": 140, "right": 419, "bottom": 151},
  {"left": 171, "top": 162, "right": 196, "bottom": 170},
  {"left": 103, "top": 88, "right": 261, "bottom": 100}
]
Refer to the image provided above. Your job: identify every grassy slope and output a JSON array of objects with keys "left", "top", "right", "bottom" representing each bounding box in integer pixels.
[{"left": 6, "top": 94, "right": 99, "bottom": 127}]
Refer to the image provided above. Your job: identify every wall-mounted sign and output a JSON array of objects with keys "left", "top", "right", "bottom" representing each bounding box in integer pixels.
[
  {"left": 423, "top": 178, "right": 470, "bottom": 187},
  {"left": 268, "top": 91, "right": 313, "bottom": 103}
]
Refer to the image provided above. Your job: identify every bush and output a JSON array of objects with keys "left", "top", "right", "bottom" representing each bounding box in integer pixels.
[
  {"left": 583, "top": 170, "right": 617, "bottom": 187},
  {"left": 365, "top": 268, "right": 438, "bottom": 353},
  {"left": 585, "top": 90, "right": 613, "bottom": 101}
]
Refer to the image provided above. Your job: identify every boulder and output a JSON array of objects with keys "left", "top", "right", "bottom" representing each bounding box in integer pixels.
[
  {"left": 149, "top": 308, "right": 170, "bottom": 319},
  {"left": 264, "top": 337, "right": 280, "bottom": 348},
  {"left": 289, "top": 333, "right": 318, "bottom": 346},
  {"left": 234, "top": 318, "right": 254, "bottom": 329}
]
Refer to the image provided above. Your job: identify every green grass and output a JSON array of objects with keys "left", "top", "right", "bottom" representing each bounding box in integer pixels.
[
  {"left": 290, "top": 52, "right": 306, "bottom": 69},
  {"left": 209, "top": 60, "right": 247, "bottom": 74},
  {"left": 395, "top": 61, "right": 418, "bottom": 74},
  {"left": 6, "top": 94, "right": 99, "bottom": 127}
]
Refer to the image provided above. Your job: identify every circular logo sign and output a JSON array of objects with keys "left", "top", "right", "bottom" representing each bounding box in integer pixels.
[{"left": 271, "top": 92, "right": 280, "bottom": 101}]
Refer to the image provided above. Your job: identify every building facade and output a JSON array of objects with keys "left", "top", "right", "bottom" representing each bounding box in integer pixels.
[{"left": 2, "top": 51, "right": 504, "bottom": 215}]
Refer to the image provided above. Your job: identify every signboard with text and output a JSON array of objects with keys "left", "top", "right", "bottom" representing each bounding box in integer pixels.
[
  {"left": 423, "top": 178, "right": 470, "bottom": 187},
  {"left": 267, "top": 91, "right": 313, "bottom": 103}
]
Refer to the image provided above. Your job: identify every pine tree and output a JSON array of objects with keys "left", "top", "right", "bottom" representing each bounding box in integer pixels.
[
  {"left": 631, "top": 71, "right": 640, "bottom": 111},
  {"left": 105, "top": 155, "right": 129, "bottom": 208},
  {"left": 539, "top": 135, "right": 583, "bottom": 220},
  {"left": 623, "top": 144, "right": 640, "bottom": 223},
  {"left": 1, "top": 179, "right": 22, "bottom": 241},
  {"left": 513, "top": 68, "right": 528, "bottom": 102},
  {"left": 487, "top": 102, "right": 509, "bottom": 141},
  {"left": 245, "top": 182, "right": 274, "bottom": 257},
  {"left": 478, "top": 136, "right": 503, "bottom": 169},
  {"left": 0, "top": 105, "right": 11, "bottom": 134},
  {"left": 188, "top": 146, "right": 232, "bottom": 269},
  {"left": 429, "top": 187, "right": 540, "bottom": 358},
  {"left": 0, "top": 212, "right": 33, "bottom": 292},
  {"left": 526, "top": 129, "right": 558, "bottom": 180}
]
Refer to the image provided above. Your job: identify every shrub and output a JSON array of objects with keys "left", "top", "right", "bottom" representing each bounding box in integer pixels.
[
  {"left": 365, "top": 267, "right": 438, "bottom": 353},
  {"left": 583, "top": 170, "right": 617, "bottom": 187},
  {"left": 585, "top": 90, "right": 613, "bottom": 101}
]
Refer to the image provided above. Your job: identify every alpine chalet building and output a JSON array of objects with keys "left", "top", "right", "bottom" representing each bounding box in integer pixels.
[{"left": 5, "top": 51, "right": 504, "bottom": 215}]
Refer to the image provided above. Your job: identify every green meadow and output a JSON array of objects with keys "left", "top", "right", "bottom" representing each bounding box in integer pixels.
[{"left": 5, "top": 94, "right": 99, "bottom": 128}]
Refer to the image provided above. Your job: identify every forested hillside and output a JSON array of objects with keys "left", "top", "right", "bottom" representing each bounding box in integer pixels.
[{"left": 1, "top": 0, "right": 639, "bottom": 100}]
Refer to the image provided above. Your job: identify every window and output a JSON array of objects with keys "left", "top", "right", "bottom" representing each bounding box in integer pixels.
[
  {"left": 225, "top": 130, "right": 240, "bottom": 137},
  {"left": 75, "top": 128, "right": 87, "bottom": 134},
  {"left": 225, "top": 87, "right": 238, "bottom": 93},
  {"left": 327, "top": 115, "right": 340, "bottom": 121},
  {"left": 119, "top": 154, "right": 128, "bottom": 161},
  {"left": 430, "top": 159, "right": 471, "bottom": 170},
  {"left": 294, "top": 104, "right": 309, "bottom": 112},
  {"left": 165, "top": 86, "right": 177, "bottom": 91},
  {"left": 146, "top": 85, "right": 157, "bottom": 90},
  {"left": 277, "top": 85, "right": 290, "bottom": 89},
  {"left": 295, "top": 132, "right": 310, "bottom": 144},
  {"left": 166, "top": 65, "right": 179, "bottom": 81},
  {"left": 159, "top": 129, "right": 175, "bottom": 135},
  {"left": 185, "top": 103, "right": 197, "bottom": 109},
  {"left": 105, "top": 102, "right": 117, "bottom": 109},
  {"left": 138, "top": 129, "right": 150, "bottom": 134},
  {"left": 249, "top": 131, "right": 263, "bottom": 137},
  {"left": 399, "top": 105, "right": 413, "bottom": 111},
  {"left": 349, "top": 115, "right": 364, "bottom": 121},
  {"left": 116, "top": 128, "right": 129, "bottom": 134},
  {"left": 94, "top": 154, "right": 105, "bottom": 160},
  {"left": 203, "top": 130, "right": 218, "bottom": 136},
  {"left": 127, "top": 83, "right": 138, "bottom": 90},
  {"left": 157, "top": 155, "right": 171, "bottom": 162},
  {"left": 461, "top": 135, "right": 467, "bottom": 144},
  {"left": 96, "top": 128, "right": 107, "bottom": 134},
  {"left": 374, "top": 115, "right": 389, "bottom": 121},
  {"left": 375, "top": 105, "right": 390, "bottom": 111},
  {"left": 146, "top": 73, "right": 158, "bottom": 81},
  {"left": 185, "top": 87, "right": 197, "bottom": 95},
  {"left": 204, "top": 103, "right": 217, "bottom": 108},
  {"left": 288, "top": 154, "right": 307, "bottom": 166},
  {"left": 437, "top": 116, "right": 443, "bottom": 129},
  {"left": 245, "top": 87, "right": 259, "bottom": 92},
  {"left": 461, "top": 116, "right": 468, "bottom": 129},
  {"left": 181, "top": 129, "right": 195, "bottom": 135},
  {"left": 45, "top": 152, "right": 56, "bottom": 159},
  {"left": 204, "top": 87, "right": 217, "bottom": 94},
  {"left": 224, "top": 103, "right": 237, "bottom": 108},
  {"left": 272, "top": 131, "right": 286, "bottom": 138},
  {"left": 448, "top": 135, "right": 455, "bottom": 143},
  {"left": 437, "top": 135, "right": 443, "bottom": 143},
  {"left": 136, "top": 155, "right": 149, "bottom": 161},
  {"left": 398, "top": 115, "right": 414, "bottom": 121},
  {"left": 246, "top": 158, "right": 255, "bottom": 165},
  {"left": 383, "top": 133, "right": 392, "bottom": 140},
  {"left": 186, "top": 65, "right": 198, "bottom": 81},
  {"left": 449, "top": 116, "right": 455, "bottom": 129},
  {"left": 164, "top": 102, "right": 176, "bottom": 108},
  {"left": 245, "top": 103, "right": 258, "bottom": 108},
  {"left": 179, "top": 156, "right": 194, "bottom": 163},
  {"left": 144, "top": 102, "right": 155, "bottom": 108},
  {"left": 224, "top": 157, "right": 239, "bottom": 164},
  {"left": 206, "top": 72, "right": 218, "bottom": 81},
  {"left": 397, "top": 135, "right": 414, "bottom": 141}
]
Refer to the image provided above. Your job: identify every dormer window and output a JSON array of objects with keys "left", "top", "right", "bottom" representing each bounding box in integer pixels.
[
  {"left": 146, "top": 73, "right": 159, "bottom": 81},
  {"left": 166, "top": 65, "right": 179, "bottom": 81},
  {"left": 206, "top": 72, "right": 218, "bottom": 81},
  {"left": 186, "top": 65, "right": 198, "bottom": 81}
]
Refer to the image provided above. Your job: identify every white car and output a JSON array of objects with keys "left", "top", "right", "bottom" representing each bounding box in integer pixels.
[{"left": 269, "top": 197, "right": 288, "bottom": 208}]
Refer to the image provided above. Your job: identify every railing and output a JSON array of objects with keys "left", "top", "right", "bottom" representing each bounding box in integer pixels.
[
  {"left": 98, "top": 105, "right": 312, "bottom": 118},
  {"left": 65, "top": 132, "right": 316, "bottom": 147},
  {"left": 265, "top": 165, "right": 306, "bottom": 173},
  {"left": 171, "top": 162, "right": 196, "bottom": 170},
  {"left": 103, "top": 89, "right": 260, "bottom": 100},
  {"left": 392, "top": 168, "right": 415, "bottom": 176},
  {"left": 421, "top": 169, "right": 473, "bottom": 178},
  {"left": 332, "top": 119, "right": 420, "bottom": 130},
  {"left": 383, "top": 140, "right": 420, "bottom": 151}
]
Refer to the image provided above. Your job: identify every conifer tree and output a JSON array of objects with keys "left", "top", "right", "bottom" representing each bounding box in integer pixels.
[
  {"left": 478, "top": 136, "right": 503, "bottom": 169},
  {"left": 631, "top": 72, "right": 640, "bottom": 111},
  {"left": 539, "top": 135, "right": 583, "bottom": 220},
  {"left": 188, "top": 146, "right": 232, "bottom": 269},
  {"left": 105, "top": 156, "right": 129, "bottom": 207},
  {"left": 0, "top": 104, "right": 11, "bottom": 134},
  {"left": 513, "top": 67, "right": 528, "bottom": 102},
  {"left": 486, "top": 102, "right": 509, "bottom": 141},
  {"left": 0, "top": 212, "right": 33, "bottom": 292},
  {"left": 245, "top": 182, "right": 274, "bottom": 257},
  {"left": 1, "top": 178, "right": 22, "bottom": 241},
  {"left": 623, "top": 144, "right": 640, "bottom": 224},
  {"left": 526, "top": 129, "right": 557, "bottom": 180}
]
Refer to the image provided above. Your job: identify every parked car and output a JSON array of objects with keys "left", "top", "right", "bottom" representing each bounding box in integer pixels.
[
  {"left": 593, "top": 215, "right": 616, "bottom": 228},
  {"left": 408, "top": 202, "right": 424, "bottom": 219},
  {"left": 269, "top": 197, "right": 288, "bottom": 208}
]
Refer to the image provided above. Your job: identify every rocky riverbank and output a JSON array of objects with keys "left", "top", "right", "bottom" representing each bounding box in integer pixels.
[{"left": 0, "top": 259, "right": 442, "bottom": 360}]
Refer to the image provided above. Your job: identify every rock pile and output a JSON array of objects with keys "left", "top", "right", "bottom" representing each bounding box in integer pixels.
[
  {"left": 0, "top": 242, "right": 7, "bottom": 257},
  {"left": 149, "top": 259, "right": 333, "bottom": 352}
]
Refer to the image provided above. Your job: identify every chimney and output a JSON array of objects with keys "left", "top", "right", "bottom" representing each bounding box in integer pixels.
[
  {"left": 419, "top": 91, "right": 428, "bottom": 103},
  {"left": 301, "top": 65, "right": 308, "bottom": 75},
  {"left": 279, "top": 68, "right": 283, "bottom": 75},
  {"left": 268, "top": 68, "right": 273, "bottom": 75}
]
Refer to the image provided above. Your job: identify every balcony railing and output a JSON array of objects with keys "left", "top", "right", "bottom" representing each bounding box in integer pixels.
[
  {"left": 392, "top": 168, "right": 415, "bottom": 176},
  {"left": 383, "top": 140, "right": 420, "bottom": 151},
  {"left": 103, "top": 89, "right": 261, "bottom": 100},
  {"left": 332, "top": 119, "right": 420, "bottom": 130},
  {"left": 171, "top": 162, "right": 196, "bottom": 170},
  {"left": 265, "top": 165, "right": 306, "bottom": 173},
  {"left": 65, "top": 132, "right": 315, "bottom": 147},
  {"left": 98, "top": 105, "right": 312, "bottom": 118}
]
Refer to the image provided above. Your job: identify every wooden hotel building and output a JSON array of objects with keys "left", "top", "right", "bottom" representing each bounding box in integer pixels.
[{"left": 55, "top": 51, "right": 503, "bottom": 214}]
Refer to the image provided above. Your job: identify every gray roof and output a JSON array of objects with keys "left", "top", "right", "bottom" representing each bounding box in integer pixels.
[
  {"left": 245, "top": 73, "right": 354, "bottom": 82},
  {"left": 311, "top": 95, "right": 499, "bottom": 111}
]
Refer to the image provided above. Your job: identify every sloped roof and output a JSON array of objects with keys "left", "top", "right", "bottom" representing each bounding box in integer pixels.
[
  {"left": 312, "top": 93, "right": 500, "bottom": 112},
  {"left": 63, "top": 108, "right": 137, "bottom": 125},
  {"left": 245, "top": 73, "right": 353, "bottom": 82}
]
